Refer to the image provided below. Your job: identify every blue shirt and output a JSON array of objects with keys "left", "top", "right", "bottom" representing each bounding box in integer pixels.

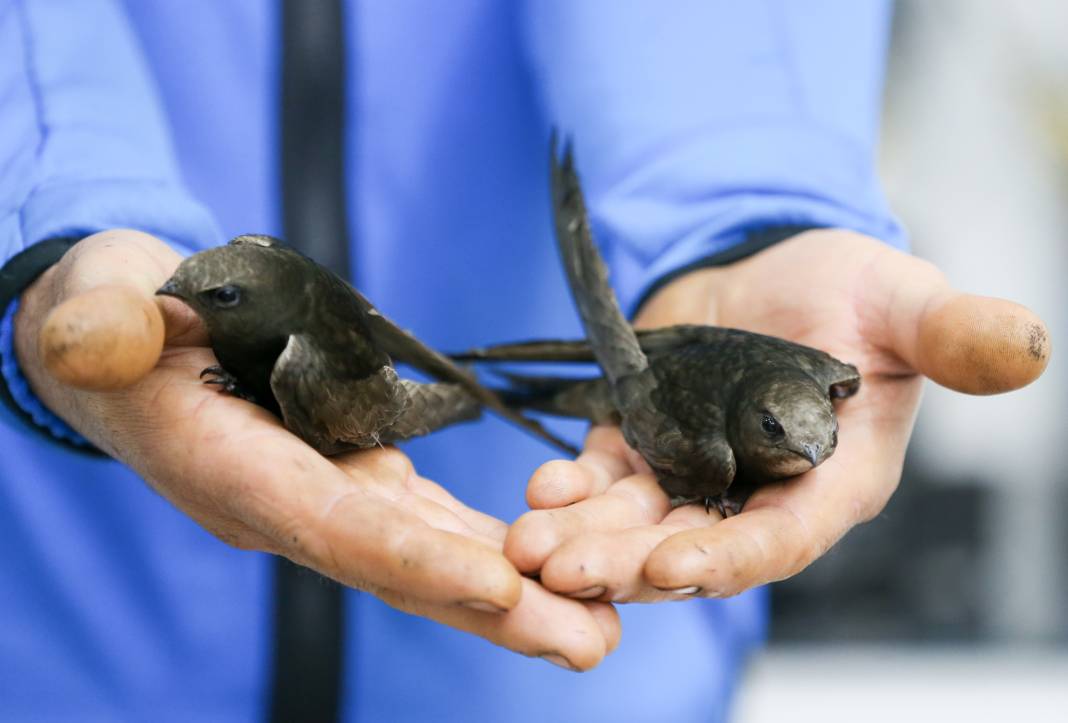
[{"left": 0, "top": 1, "right": 902, "bottom": 721}]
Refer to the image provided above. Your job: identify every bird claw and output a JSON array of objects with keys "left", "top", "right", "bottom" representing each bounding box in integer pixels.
[
  {"left": 199, "top": 366, "right": 256, "bottom": 402},
  {"left": 199, "top": 365, "right": 224, "bottom": 379},
  {"left": 704, "top": 496, "right": 743, "bottom": 518}
]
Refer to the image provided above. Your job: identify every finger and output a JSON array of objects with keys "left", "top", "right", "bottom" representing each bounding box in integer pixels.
[
  {"left": 588, "top": 599, "right": 623, "bottom": 655},
  {"left": 526, "top": 425, "right": 641, "bottom": 509},
  {"left": 916, "top": 293, "right": 1050, "bottom": 394},
  {"left": 643, "top": 383, "right": 917, "bottom": 596},
  {"left": 56, "top": 228, "right": 183, "bottom": 297},
  {"left": 158, "top": 295, "right": 211, "bottom": 346},
  {"left": 408, "top": 475, "right": 511, "bottom": 543},
  {"left": 377, "top": 578, "right": 621, "bottom": 671},
  {"left": 333, "top": 453, "right": 507, "bottom": 547},
  {"left": 505, "top": 472, "right": 671, "bottom": 574},
  {"left": 38, "top": 285, "right": 166, "bottom": 390},
  {"left": 304, "top": 485, "right": 522, "bottom": 612},
  {"left": 539, "top": 504, "right": 719, "bottom": 602},
  {"left": 865, "top": 248, "right": 1050, "bottom": 394},
  {"left": 25, "top": 230, "right": 208, "bottom": 391},
  {"left": 333, "top": 450, "right": 510, "bottom": 544}
]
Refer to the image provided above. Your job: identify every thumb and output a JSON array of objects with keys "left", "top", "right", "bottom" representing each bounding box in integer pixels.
[
  {"left": 875, "top": 253, "right": 1051, "bottom": 395},
  {"left": 29, "top": 229, "right": 206, "bottom": 391}
]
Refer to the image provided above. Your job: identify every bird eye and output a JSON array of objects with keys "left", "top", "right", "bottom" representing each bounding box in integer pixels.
[
  {"left": 210, "top": 285, "right": 242, "bottom": 308},
  {"left": 760, "top": 414, "right": 784, "bottom": 438}
]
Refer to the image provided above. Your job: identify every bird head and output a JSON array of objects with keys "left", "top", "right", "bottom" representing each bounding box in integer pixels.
[
  {"left": 156, "top": 236, "right": 308, "bottom": 343},
  {"left": 728, "top": 367, "right": 839, "bottom": 479}
]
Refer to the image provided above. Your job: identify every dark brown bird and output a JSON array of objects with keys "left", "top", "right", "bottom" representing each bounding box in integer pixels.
[
  {"left": 454, "top": 138, "right": 860, "bottom": 514},
  {"left": 157, "top": 234, "right": 577, "bottom": 456}
]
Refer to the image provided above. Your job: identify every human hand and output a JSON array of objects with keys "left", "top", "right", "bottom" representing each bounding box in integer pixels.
[
  {"left": 15, "top": 229, "right": 619, "bottom": 670},
  {"left": 505, "top": 229, "right": 1050, "bottom": 601}
]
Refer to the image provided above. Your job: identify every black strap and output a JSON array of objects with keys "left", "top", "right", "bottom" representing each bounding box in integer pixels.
[
  {"left": 0, "top": 236, "right": 107, "bottom": 456},
  {"left": 269, "top": 559, "right": 346, "bottom": 723},
  {"left": 632, "top": 224, "right": 822, "bottom": 315},
  {"left": 281, "top": 0, "right": 352, "bottom": 278},
  {"left": 269, "top": 2, "right": 350, "bottom": 721}
]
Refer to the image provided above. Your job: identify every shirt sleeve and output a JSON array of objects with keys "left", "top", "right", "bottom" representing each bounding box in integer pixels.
[
  {"left": 0, "top": 0, "right": 220, "bottom": 264},
  {"left": 0, "top": 0, "right": 220, "bottom": 445},
  {"left": 521, "top": 0, "right": 905, "bottom": 310}
]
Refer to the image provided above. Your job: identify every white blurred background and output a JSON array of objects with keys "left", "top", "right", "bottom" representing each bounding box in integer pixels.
[{"left": 735, "top": 1, "right": 1067, "bottom": 718}]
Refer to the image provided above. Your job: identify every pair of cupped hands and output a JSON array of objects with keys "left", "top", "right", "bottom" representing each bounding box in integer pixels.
[{"left": 15, "top": 229, "right": 1048, "bottom": 671}]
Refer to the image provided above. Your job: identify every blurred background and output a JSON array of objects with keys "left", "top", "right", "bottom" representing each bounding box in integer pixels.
[{"left": 734, "top": 1, "right": 1067, "bottom": 719}]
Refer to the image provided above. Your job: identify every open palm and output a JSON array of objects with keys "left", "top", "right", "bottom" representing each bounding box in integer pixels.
[{"left": 504, "top": 229, "right": 1049, "bottom": 602}]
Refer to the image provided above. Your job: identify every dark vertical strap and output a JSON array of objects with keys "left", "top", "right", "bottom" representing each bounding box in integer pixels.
[
  {"left": 270, "top": 1, "right": 350, "bottom": 721},
  {"left": 281, "top": 0, "right": 352, "bottom": 276},
  {"left": 269, "top": 560, "right": 345, "bottom": 723}
]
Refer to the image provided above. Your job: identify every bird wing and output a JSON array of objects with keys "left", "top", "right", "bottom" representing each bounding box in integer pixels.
[
  {"left": 759, "top": 333, "right": 862, "bottom": 400},
  {"left": 271, "top": 334, "right": 488, "bottom": 454},
  {"left": 549, "top": 135, "right": 686, "bottom": 468},
  {"left": 270, "top": 333, "right": 409, "bottom": 454},
  {"left": 550, "top": 134, "right": 649, "bottom": 384},
  {"left": 450, "top": 327, "right": 721, "bottom": 364},
  {"left": 824, "top": 361, "right": 862, "bottom": 399},
  {"left": 351, "top": 293, "right": 579, "bottom": 455},
  {"left": 451, "top": 339, "right": 597, "bottom": 363},
  {"left": 377, "top": 380, "right": 483, "bottom": 442},
  {"left": 487, "top": 369, "right": 619, "bottom": 424},
  {"left": 656, "top": 432, "right": 736, "bottom": 501}
]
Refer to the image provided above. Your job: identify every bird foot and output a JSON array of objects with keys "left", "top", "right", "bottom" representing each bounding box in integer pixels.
[
  {"left": 200, "top": 366, "right": 256, "bottom": 402},
  {"left": 704, "top": 496, "right": 744, "bottom": 518}
]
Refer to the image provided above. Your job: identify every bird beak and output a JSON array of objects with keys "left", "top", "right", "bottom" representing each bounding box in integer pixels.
[
  {"left": 801, "top": 442, "right": 822, "bottom": 467},
  {"left": 156, "top": 278, "right": 182, "bottom": 299}
]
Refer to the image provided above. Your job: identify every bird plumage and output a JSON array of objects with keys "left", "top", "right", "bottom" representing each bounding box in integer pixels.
[
  {"left": 454, "top": 138, "right": 860, "bottom": 514},
  {"left": 158, "top": 234, "right": 578, "bottom": 456}
]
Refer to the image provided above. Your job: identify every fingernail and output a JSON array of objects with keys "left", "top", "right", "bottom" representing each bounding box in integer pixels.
[
  {"left": 463, "top": 601, "right": 508, "bottom": 614},
  {"left": 569, "top": 586, "right": 605, "bottom": 599},
  {"left": 666, "top": 585, "right": 701, "bottom": 595},
  {"left": 541, "top": 653, "right": 577, "bottom": 671}
]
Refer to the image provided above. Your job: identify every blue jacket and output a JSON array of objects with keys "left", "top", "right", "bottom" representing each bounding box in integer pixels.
[{"left": 0, "top": 2, "right": 902, "bottom": 721}]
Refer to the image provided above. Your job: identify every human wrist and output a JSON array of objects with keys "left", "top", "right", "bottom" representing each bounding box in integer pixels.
[{"left": 0, "top": 238, "right": 98, "bottom": 451}]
